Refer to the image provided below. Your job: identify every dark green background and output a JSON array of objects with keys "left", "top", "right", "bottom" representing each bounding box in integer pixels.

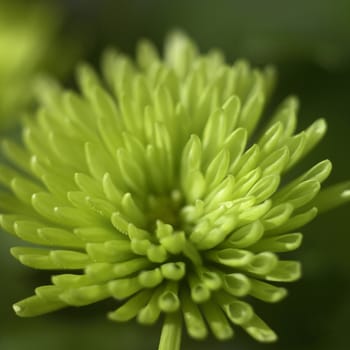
[{"left": 1, "top": 0, "right": 350, "bottom": 349}]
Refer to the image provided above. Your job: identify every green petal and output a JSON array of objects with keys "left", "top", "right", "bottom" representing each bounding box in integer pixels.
[
  {"left": 86, "top": 241, "right": 133, "bottom": 263},
  {"left": 224, "top": 221, "right": 264, "bottom": 248},
  {"left": 243, "top": 314, "right": 277, "bottom": 342},
  {"left": 138, "top": 268, "right": 164, "bottom": 288},
  {"left": 249, "top": 279, "right": 287, "bottom": 303},
  {"left": 108, "top": 290, "right": 152, "bottom": 321},
  {"left": 188, "top": 274, "right": 211, "bottom": 303},
  {"left": 59, "top": 285, "right": 110, "bottom": 306},
  {"left": 137, "top": 286, "right": 163, "bottom": 325},
  {"left": 267, "top": 207, "right": 317, "bottom": 235},
  {"left": 201, "top": 301, "right": 234, "bottom": 340},
  {"left": 266, "top": 261, "right": 301, "bottom": 282},
  {"left": 206, "top": 248, "right": 253, "bottom": 267},
  {"left": 108, "top": 276, "right": 142, "bottom": 299},
  {"left": 243, "top": 252, "right": 278, "bottom": 276},
  {"left": 158, "top": 282, "right": 180, "bottom": 312},
  {"left": 274, "top": 180, "right": 320, "bottom": 208},
  {"left": 13, "top": 295, "right": 66, "bottom": 317},
  {"left": 222, "top": 299, "right": 254, "bottom": 325},
  {"left": 158, "top": 311, "right": 182, "bottom": 350},
  {"left": 11, "top": 247, "right": 91, "bottom": 269},
  {"left": 262, "top": 203, "right": 294, "bottom": 231},
  {"left": 222, "top": 273, "right": 251, "bottom": 297},
  {"left": 161, "top": 262, "right": 186, "bottom": 281},
  {"left": 181, "top": 289, "right": 208, "bottom": 339},
  {"left": 250, "top": 233, "right": 303, "bottom": 253}
]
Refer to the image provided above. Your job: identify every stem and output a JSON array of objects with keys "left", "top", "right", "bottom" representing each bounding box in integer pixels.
[{"left": 158, "top": 312, "right": 182, "bottom": 350}]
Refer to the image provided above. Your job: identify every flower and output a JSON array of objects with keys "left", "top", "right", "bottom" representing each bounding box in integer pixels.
[
  {"left": 0, "top": 33, "right": 349, "bottom": 350},
  {"left": 0, "top": 1, "right": 81, "bottom": 131}
]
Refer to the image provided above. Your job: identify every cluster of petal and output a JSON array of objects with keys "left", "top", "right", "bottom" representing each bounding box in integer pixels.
[
  {"left": 0, "top": 2, "right": 79, "bottom": 131},
  {"left": 0, "top": 2, "right": 58, "bottom": 129},
  {"left": 1, "top": 33, "right": 348, "bottom": 350}
]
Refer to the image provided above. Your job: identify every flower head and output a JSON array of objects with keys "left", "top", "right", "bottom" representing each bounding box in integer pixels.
[
  {"left": 0, "top": 1, "right": 80, "bottom": 131},
  {"left": 0, "top": 33, "right": 349, "bottom": 350}
]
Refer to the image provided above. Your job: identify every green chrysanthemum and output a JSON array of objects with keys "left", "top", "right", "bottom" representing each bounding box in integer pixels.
[
  {"left": 0, "top": 33, "right": 349, "bottom": 350},
  {"left": 0, "top": 2, "right": 56, "bottom": 129},
  {"left": 0, "top": 1, "right": 80, "bottom": 131}
]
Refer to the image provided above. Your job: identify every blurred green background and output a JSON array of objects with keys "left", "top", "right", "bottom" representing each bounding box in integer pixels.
[{"left": 1, "top": 0, "right": 350, "bottom": 349}]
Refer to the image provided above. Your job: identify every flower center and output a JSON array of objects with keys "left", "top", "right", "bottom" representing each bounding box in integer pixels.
[{"left": 146, "top": 190, "right": 184, "bottom": 231}]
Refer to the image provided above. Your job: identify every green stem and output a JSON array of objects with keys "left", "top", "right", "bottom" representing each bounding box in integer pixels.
[{"left": 158, "top": 312, "right": 182, "bottom": 350}]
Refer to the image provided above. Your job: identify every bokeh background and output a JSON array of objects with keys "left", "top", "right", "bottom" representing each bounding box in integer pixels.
[{"left": 1, "top": 0, "right": 350, "bottom": 349}]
